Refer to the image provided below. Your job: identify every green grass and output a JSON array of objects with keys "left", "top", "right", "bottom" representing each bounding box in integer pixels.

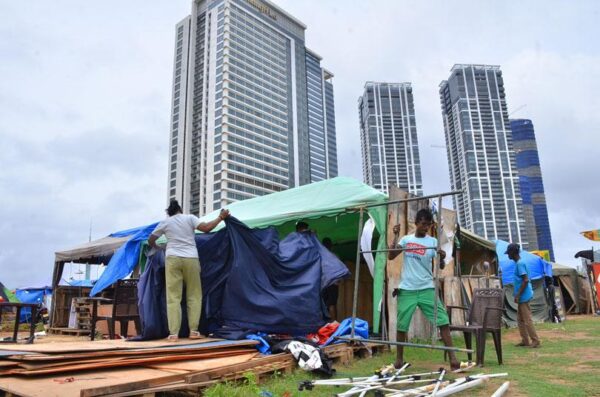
[{"left": 202, "top": 315, "right": 600, "bottom": 396}]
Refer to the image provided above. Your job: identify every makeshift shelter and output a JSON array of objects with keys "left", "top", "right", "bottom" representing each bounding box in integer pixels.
[
  {"left": 496, "top": 240, "right": 554, "bottom": 326},
  {"left": 552, "top": 262, "right": 594, "bottom": 315},
  {"left": 50, "top": 234, "right": 134, "bottom": 328},
  {"left": 138, "top": 217, "right": 351, "bottom": 339},
  {"left": 50, "top": 177, "right": 389, "bottom": 332},
  {"left": 14, "top": 286, "right": 52, "bottom": 322}
]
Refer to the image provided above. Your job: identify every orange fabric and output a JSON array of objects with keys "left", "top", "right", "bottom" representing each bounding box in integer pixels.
[{"left": 310, "top": 322, "right": 340, "bottom": 345}]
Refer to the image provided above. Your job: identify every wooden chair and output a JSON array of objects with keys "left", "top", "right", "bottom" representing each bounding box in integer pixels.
[
  {"left": 446, "top": 288, "right": 504, "bottom": 366},
  {"left": 90, "top": 279, "right": 141, "bottom": 340}
]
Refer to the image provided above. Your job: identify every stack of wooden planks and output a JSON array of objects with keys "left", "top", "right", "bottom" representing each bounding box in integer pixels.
[{"left": 0, "top": 337, "right": 276, "bottom": 397}]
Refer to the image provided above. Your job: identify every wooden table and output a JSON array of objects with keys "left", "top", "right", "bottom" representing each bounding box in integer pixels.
[{"left": 0, "top": 302, "right": 41, "bottom": 343}]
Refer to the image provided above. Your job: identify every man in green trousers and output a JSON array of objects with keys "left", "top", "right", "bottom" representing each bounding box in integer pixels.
[{"left": 149, "top": 200, "right": 230, "bottom": 341}]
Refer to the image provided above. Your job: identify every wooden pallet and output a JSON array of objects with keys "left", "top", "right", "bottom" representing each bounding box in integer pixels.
[
  {"left": 48, "top": 327, "right": 90, "bottom": 336},
  {"left": 323, "top": 343, "right": 354, "bottom": 365}
]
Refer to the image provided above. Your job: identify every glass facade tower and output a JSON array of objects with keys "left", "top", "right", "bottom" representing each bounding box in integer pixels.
[
  {"left": 439, "top": 65, "right": 526, "bottom": 246},
  {"left": 510, "top": 118, "right": 554, "bottom": 261},
  {"left": 358, "top": 82, "right": 423, "bottom": 195},
  {"left": 167, "top": 0, "right": 337, "bottom": 215}
]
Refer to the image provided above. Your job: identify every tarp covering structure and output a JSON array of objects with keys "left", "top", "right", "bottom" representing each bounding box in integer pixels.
[
  {"left": 55, "top": 236, "right": 130, "bottom": 263},
  {"left": 496, "top": 240, "right": 554, "bottom": 326},
  {"left": 15, "top": 286, "right": 52, "bottom": 322},
  {"left": 552, "top": 262, "right": 594, "bottom": 314},
  {"left": 90, "top": 223, "right": 159, "bottom": 296},
  {"left": 138, "top": 217, "right": 351, "bottom": 339},
  {"left": 51, "top": 178, "right": 387, "bottom": 331},
  {"left": 195, "top": 177, "right": 388, "bottom": 331}
]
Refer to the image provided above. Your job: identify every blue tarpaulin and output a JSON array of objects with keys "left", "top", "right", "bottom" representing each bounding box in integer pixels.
[
  {"left": 15, "top": 287, "right": 52, "bottom": 322},
  {"left": 496, "top": 240, "right": 553, "bottom": 285},
  {"left": 137, "top": 217, "right": 350, "bottom": 340},
  {"left": 90, "top": 222, "right": 159, "bottom": 296}
]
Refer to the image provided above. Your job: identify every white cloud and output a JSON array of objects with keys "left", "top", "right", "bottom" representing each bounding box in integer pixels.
[{"left": 0, "top": 0, "right": 598, "bottom": 287}]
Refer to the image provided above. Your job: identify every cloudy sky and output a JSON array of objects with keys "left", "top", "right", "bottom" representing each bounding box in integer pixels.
[{"left": 0, "top": 1, "right": 598, "bottom": 288}]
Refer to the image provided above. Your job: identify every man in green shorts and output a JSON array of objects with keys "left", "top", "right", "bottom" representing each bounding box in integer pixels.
[{"left": 388, "top": 208, "right": 459, "bottom": 370}]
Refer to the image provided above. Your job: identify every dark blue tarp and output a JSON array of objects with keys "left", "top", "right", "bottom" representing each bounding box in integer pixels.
[
  {"left": 496, "top": 240, "right": 553, "bottom": 285},
  {"left": 15, "top": 287, "right": 52, "bottom": 323},
  {"left": 91, "top": 222, "right": 159, "bottom": 296},
  {"left": 138, "top": 217, "right": 350, "bottom": 340}
]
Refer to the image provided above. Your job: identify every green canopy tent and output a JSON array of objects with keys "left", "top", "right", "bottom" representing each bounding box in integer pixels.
[{"left": 195, "top": 177, "right": 389, "bottom": 330}]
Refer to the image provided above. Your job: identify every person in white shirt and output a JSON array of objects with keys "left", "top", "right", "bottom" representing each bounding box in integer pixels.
[{"left": 148, "top": 200, "right": 230, "bottom": 341}]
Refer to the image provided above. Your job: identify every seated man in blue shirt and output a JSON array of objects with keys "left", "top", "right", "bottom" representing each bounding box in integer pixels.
[{"left": 506, "top": 243, "right": 541, "bottom": 348}]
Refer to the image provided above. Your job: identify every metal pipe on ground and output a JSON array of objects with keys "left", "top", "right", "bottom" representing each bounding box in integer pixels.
[
  {"left": 434, "top": 376, "right": 488, "bottom": 397},
  {"left": 491, "top": 381, "right": 510, "bottom": 397},
  {"left": 334, "top": 336, "right": 473, "bottom": 354}
]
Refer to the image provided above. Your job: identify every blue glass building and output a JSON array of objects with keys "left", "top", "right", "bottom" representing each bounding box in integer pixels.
[{"left": 510, "top": 119, "right": 555, "bottom": 261}]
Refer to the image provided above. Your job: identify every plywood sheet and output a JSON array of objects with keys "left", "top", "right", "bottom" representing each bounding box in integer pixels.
[
  {"left": 7, "top": 349, "right": 252, "bottom": 376},
  {"left": 1, "top": 367, "right": 181, "bottom": 397},
  {"left": 8, "top": 340, "right": 257, "bottom": 362},
  {"left": 0, "top": 337, "right": 223, "bottom": 353}
]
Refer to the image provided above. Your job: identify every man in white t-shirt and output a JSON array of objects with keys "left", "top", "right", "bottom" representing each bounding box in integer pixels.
[{"left": 148, "top": 200, "right": 230, "bottom": 341}]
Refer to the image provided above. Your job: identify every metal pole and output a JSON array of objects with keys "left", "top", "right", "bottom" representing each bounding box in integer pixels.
[
  {"left": 363, "top": 190, "right": 462, "bottom": 209},
  {"left": 350, "top": 208, "right": 365, "bottom": 339},
  {"left": 361, "top": 247, "right": 439, "bottom": 254},
  {"left": 432, "top": 194, "right": 442, "bottom": 346},
  {"left": 334, "top": 336, "right": 473, "bottom": 353}
]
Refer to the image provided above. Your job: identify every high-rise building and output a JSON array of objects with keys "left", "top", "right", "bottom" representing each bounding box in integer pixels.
[
  {"left": 167, "top": 0, "right": 337, "bottom": 216},
  {"left": 439, "top": 64, "right": 526, "bottom": 245},
  {"left": 358, "top": 82, "right": 423, "bottom": 195},
  {"left": 510, "top": 118, "right": 554, "bottom": 260}
]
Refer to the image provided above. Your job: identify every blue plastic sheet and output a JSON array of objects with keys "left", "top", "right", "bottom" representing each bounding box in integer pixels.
[
  {"left": 496, "top": 240, "right": 553, "bottom": 285},
  {"left": 15, "top": 287, "right": 51, "bottom": 323},
  {"left": 323, "top": 317, "right": 369, "bottom": 346},
  {"left": 137, "top": 217, "right": 350, "bottom": 340},
  {"left": 90, "top": 222, "right": 159, "bottom": 296}
]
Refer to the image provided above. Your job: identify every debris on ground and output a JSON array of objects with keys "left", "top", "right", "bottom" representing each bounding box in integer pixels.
[{"left": 298, "top": 362, "right": 508, "bottom": 396}]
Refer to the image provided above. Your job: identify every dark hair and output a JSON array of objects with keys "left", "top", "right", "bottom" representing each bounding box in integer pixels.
[
  {"left": 296, "top": 221, "right": 309, "bottom": 232},
  {"left": 166, "top": 200, "right": 183, "bottom": 216},
  {"left": 415, "top": 208, "right": 433, "bottom": 224}
]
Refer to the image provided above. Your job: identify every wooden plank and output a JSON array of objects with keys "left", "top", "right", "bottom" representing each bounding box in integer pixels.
[
  {"left": 185, "top": 353, "right": 294, "bottom": 383},
  {"left": 0, "top": 337, "right": 225, "bottom": 353},
  {"left": 80, "top": 354, "right": 257, "bottom": 397},
  {"left": 444, "top": 276, "right": 466, "bottom": 327},
  {"left": 0, "top": 367, "right": 184, "bottom": 397},
  {"left": 386, "top": 187, "right": 408, "bottom": 342},
  {"left": 7, "top": 339, "right": 257, "bottom": 361},
  {"left": 7, "top": 349, "right": 253, "bottom": 376}
]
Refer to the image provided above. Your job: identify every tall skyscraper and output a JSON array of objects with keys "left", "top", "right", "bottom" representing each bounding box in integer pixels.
[
  {"left": 167, "top": 0, "right": 337, "bottom": 216},
  {"left": 510, "top": 118, "right": 555, "bottom": 260},
  {"left": 439, "top": 64, "right": 526, "bottom": 245},
  {"left": 358, "top": 82, "right": 423, "bottom": 195}
]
